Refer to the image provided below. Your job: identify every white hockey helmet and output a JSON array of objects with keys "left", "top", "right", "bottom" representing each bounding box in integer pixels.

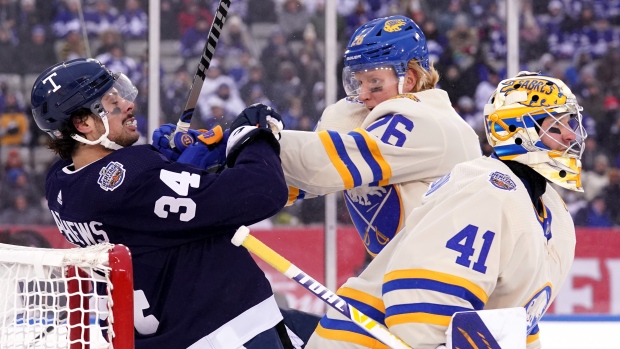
[{"left": 483, "top": 71, "right": 586, "bottom": 191}]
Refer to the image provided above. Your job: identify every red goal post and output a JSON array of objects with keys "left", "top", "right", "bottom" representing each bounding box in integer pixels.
[{"left": 0, "top": 242, "right": 134, "bottom": 349}]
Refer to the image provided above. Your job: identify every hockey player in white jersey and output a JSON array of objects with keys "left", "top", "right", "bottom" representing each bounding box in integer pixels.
[
  {"left": 306, "top": 71, "right": 584, "bottom": 349},
  {"left": 279, "top": 15, "right": 482, "bottom": 256}
]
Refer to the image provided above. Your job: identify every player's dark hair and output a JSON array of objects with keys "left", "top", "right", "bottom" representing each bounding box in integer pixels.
[{"left": 46, "top": 108, "right": 92, "bottom": 160}]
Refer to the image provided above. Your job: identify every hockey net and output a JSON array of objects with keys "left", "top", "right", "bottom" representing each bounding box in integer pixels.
[{"left": 0, "top": 243, "right": 134, "bottom": 349}]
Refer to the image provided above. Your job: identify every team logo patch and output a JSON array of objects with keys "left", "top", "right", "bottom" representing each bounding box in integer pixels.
[
  {"left": 524, "top": 285, "right": 551, "bottom": 334},
  {"left": 489, "top": 171, "right": 516, "bottom": 191},
  {"left": 180, "top": 133, "right": 194, "bottom": 147},
  {"left": 392, "top": 93, "right": 421, "bottom": 102},
  {"left": 98, "top": 161, "right": 126, "bottom": 191},
  {"left": 384, "top": 19, "right": 406, "bottom": 32}
]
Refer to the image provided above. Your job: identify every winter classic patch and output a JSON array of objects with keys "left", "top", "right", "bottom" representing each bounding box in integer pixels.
[
  {"left": 98, "top": 161, "right": 126, "bottom": 191},
  {"left": 488, "top": 171, "right": 516, "bottom": 191}
]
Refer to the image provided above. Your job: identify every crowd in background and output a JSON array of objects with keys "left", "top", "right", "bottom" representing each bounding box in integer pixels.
[{"left": 1, "top": 0, "right": 620, "bottom": 228}]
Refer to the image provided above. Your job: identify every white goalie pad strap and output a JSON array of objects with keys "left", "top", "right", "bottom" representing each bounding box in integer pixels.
[
  {"left": 445, "top": 307, "right": 527, "bottom": 349},
  {"left": 187, "top": 295, "right": 283, "bottom": 349}
]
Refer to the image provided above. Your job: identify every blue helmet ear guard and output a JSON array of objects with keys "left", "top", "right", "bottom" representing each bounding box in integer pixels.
[
  {"left": 31, "top": 58, "right": 116, "bottom": 139},
  {"left": 343, "top": 15, "right": 429, "bottom": 74}
]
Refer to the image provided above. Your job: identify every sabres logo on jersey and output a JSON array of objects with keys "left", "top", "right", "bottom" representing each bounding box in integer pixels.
[
  {"left": 524, "top": 284, "right": 551, "bottom": 334},
  {"left": 383, "top": 19, "right": 406, "bottom": 32},
  {"left": 344, "top": 184, "right": 402, "bottom": 256},
  {"left": 499, "top": 78, "right": 567, "bottom": 108},
  {"left": 98, "top": 161, "right": 126, "bottom": 191},
  {"left": 488, "top": 171, "right": 516, "bottom": 191}
]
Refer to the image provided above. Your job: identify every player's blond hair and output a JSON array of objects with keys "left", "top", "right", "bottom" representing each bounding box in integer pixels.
[{"left": 407, "top": 60, "right": 440, "bottom": 93}]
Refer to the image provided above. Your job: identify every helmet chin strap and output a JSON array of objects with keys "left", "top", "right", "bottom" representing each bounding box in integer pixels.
[
  {"left": 71, "top": 116, "right": 123, "bottom": 150},
  {"left": 397, "top": 76, "right": 405, "bottom": 95}
]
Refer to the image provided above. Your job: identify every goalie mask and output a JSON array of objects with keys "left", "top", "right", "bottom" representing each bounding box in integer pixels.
[
  {"left": 31, "top": 58, "right": 138, "bottom": 150},
  {"left": 342, "top": 15, "right": 429, "bottom": 96},
  {"left": 484, "top": 71, "right": 586, "bottom": 191}
]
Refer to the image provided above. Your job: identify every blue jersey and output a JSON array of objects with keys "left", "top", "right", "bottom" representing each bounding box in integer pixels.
[{"left": 45, "top": 139, "right": 288, "bottom": 349}]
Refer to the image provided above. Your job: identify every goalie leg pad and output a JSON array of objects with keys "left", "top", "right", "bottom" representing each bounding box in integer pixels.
[{"left": 446, "top": 308, "right": 527, "bottom": 349}]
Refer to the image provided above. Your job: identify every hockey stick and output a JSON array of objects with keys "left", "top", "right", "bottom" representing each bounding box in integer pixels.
[
  {"left": 231, "top": 226, "right": 412, "bottom": 349},
  {"left": 169, "top": 0, "right": 231, "bottom": 148}
]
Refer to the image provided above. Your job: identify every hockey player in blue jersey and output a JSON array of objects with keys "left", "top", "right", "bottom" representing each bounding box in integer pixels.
[{"left": 30, "top": 58, "right": 297, "bottom": 349}]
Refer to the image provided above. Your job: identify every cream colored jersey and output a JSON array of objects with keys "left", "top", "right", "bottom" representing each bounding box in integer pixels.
[
  {"left": 280, "top": 90, "right": 481, "bottom": 255},
  {"left": 307, "top": 156, "right": 576, "bottom": 349}
]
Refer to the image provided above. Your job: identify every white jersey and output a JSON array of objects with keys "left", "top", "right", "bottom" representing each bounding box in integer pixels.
[
  {"left": 280, "top": 90, "right": 482, "bottom": 255},
  {"left": 307, "top": 156, "right": 576, "bottom": 349}
]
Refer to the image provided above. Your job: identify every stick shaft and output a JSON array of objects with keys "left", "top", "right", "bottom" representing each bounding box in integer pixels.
[
  {"left": 173, "top": 0, "right": 230, "bottom": 138},
  {"left": 234, "top": 228, "right": 411, "bottom": 349}
]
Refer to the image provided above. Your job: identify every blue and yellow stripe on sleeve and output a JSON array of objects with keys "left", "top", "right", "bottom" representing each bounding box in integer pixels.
[
  {"left": 317, "top": 130, "right": 392, "bottom": 189},
  {"left": 286, "top": 186, "right": 305, "bottom": 206},
  {"left": 315, "top": 287, "right": 389, "bottom": 347},
  {"left": 382, "top": 269, "right": 488, "bottom": 327}
]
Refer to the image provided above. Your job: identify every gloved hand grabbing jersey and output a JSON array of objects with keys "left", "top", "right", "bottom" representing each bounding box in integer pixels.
[
  {"left": 152, "top": 124, "right": 228, "bottom": 173},
  {"left": 226, "top": 103, "right": 284, "bottom": 167}
]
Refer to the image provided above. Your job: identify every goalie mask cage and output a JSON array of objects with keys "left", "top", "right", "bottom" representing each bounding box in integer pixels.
[{"left": 0, "top": 243, "right": 134, "bottom": 349}]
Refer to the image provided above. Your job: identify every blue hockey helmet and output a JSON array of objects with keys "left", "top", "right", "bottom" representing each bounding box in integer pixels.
[
  {"left": 31, "top": 58, "right": 137, "bottom": 148},
  {"left": 342, "top": 15, "right": 429, "bottom": 96}
]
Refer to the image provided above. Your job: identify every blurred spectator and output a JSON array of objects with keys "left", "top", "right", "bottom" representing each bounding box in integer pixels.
[
  {"left": 0, "top": 0, "right": 18, "bottom": 34},
  {"left": 0, "top": 193, "right": 43, "bottom": 225},
  {"left": 84, "top": 0, "right": 119, "bottom": 38},
  {"left": 279, "top": 0, "right": 311, "bottom": 41},
  {"left": 177, "top": 0, "right": 213, "bottom": 37},
  {"left": 446, "top": 14, "right": 479, "bottom": 69},
  {"left": 474, "top": 69, "right": 500, "bottom": 113},
  {"left": 199, "top": 96, "right": 236, "bottom": 129},
  {"left": 456, "top": 96, "right": 482, "bottom": 133},
  {"left": 344, "top": 1, "right": 372, "bottom": 39},
  {"left": 519, "top": 1, "right": 548, "bottom": 63},
  {"left": 58, "top": 30, "right": 86, "bottom": 61},
  {"left": 563, "top": 49, "right": 594, "bottom": 88},
  {"left": 52, "top": 0, "right": 82, "bottom": 39},
  {"left": 16, "top": 0, "right": 47, "bottom": 42},
  {"left": 605, "top": 168, "right": 620, "bottom": 225},
  {"left": 422, "top": 19, "right": 448, "bottom": 66},
  {"left": 597, "top": 95, "right": 620, "bottom": 145},
  {"left": 240, "top": 64, "right": 271, "bottom": 105},
  {"left": 226, "top": 50, "right": 255, "bottom": 87},
  {"left": 436, "top": 0, "right": 470, "bottom": 33},
  {"left": 18, "top": 25, "right": 56, "bottom": 75},
  {"left": 219, "top": 15, "right": 258, "bottom": 60},
  {"left": 309, "top": 0, "right": 346, "bottom": 41},
  {"left": 574, "top": 195, "right": 614, "bottom": 227},
  {"left": 95, "top": 28, "right": 122, "bottom": 56},
  {"left": 0, "top": 93, "right": 28, "bottom": 146},
  {"left": 117, "top": 0, "right": 147, "bottom": 39},
  {"left": 212, "top": 82, "right": 245, "bottom": 117},
  {"left": 438, "top": 64, "right": 467, "bottom": 105},
  {"left": 95, "top": 43, "right": 139, "bottom": 81},
  {"left": 196, "top": 58, "right": 239, "bottom": 120},
  {"left": 596, "top": 45, "right": 620, "bottom": 93},
  {"left": 161, "top": 0, "right": 181, "bottom": 40},
  {"left": 270, "top": 61, "right": 304, "bottom": 111},
  {"left": 180, "top": 14, "right": 211, "bottom": 62},
  {"left": 581, "top": 154, "right": 611, "bottom": 201},
  {"left": 0, "top": 27, "right": 19, "bottom": 74},
  {"left": 260, "top": 29, "right": 295, "bottom": 83},
  {"left": 163, "top": 66, "right": 192, "bottom": 124},
  {"left": 280, "top": 96, "right": 304, "bottom": 130},
  {"left": 246, "top": 0, "right": 276, "bottom": 25},
  {"left": 584, "top": 16, "right": 615, "bottom": 59}
]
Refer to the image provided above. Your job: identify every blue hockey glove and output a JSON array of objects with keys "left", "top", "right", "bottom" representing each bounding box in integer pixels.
[
  {"left": 152, "top": 124, "right": 203, "bottom": 161},
  {"left": 177, "top": 127, "right": 228, "bottom": 173},
  {"left": 226, "top": 103, "right": 284, "bottom": 167}
]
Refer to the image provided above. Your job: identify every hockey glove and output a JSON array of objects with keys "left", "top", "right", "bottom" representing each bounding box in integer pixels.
[
  {"left": 152, "top": 124, "right": 204, "bottom": 161},
  {"left": 226, "top": 103, "right": 284, "bottom": 168},
  {"left": 177, "top": 127, "right": 229, "bottom": 173}
]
